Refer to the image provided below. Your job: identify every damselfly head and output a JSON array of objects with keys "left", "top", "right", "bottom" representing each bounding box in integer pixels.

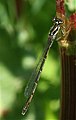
[{"left": 53, "top": 17, "right": 63, "bottom": 25}]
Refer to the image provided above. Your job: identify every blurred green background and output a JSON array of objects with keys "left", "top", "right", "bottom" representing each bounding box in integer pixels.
[{"left": 0, "top": 0, "right": 61, "bottom": 120}]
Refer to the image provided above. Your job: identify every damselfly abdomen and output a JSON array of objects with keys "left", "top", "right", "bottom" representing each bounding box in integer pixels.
[{"left": 22, "top": 17, "right": 63, "bottom": 115}]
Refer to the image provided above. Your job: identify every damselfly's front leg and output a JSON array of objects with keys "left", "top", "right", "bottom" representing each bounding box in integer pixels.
[{"left": 56, "top": 24, "right": 71, "bottom": 41}]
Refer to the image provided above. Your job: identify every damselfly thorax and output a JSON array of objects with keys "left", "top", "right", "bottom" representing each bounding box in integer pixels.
[{"left": 22, "top": 17, "right": 64, "bottom": 115}]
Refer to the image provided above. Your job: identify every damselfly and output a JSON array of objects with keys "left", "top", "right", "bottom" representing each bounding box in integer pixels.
[{"left": 22, "top": 17, "right": 63, "bottom": 115}]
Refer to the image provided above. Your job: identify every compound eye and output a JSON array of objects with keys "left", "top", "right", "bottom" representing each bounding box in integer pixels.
[
  {"left": 59, "top": 19, "right": 63, "bottom": 24},
  {"left": 56, "top": 21, "right": 59, "bottom": 24},
  {"left": 53, "top": 17, "right": 63, "bottom": 24},
  {"left": 53, "top": 16, "right": 57, "bottom": 22},
  {"left": 53, "top": 18, "right": 56, "bottom": 21}
]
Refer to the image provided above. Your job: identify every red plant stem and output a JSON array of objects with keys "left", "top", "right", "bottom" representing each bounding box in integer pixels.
[
  {"left": 60, "top": 46, "right": 76, "bottom": 120},
  {"left": 56, "top": 0, "right": 76, "bottom": 119},
  {"left": 59, "top": 25, "right": 76, "bottom": 120},
  {"left": 56, "top": 0, "right": 65, "bottom": 15}
]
